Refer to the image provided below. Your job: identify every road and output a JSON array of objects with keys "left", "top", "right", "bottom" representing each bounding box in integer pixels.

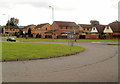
[{"left": 2, "top": 41, "right": 118, "bottom": 82}]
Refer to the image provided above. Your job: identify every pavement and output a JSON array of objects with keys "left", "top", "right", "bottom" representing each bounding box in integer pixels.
[{"left": 2, "top": 41, "right": 118, "bottom": 82}]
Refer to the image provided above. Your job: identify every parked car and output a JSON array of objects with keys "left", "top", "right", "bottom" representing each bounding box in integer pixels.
[{"left": 7, "top": 37, "right": 16, "bottom": 42}]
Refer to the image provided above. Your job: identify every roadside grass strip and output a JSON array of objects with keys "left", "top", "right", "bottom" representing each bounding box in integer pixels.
[
  {"left": 2, "top": 42, "right": 85, "bottom": 61},
  {"left": 15, "top": 38, "right": 118, "bottom": 42},
  {"left": 107, "top": 43, "right": 120, "bottom": 45}
]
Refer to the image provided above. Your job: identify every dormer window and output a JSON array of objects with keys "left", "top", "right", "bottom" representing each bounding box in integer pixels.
[
  {"left": 107, "top": 27, "right": 109, "bottom": 29},
  {"left": 93, "top": 28, "right": 96, "bottom": 30}
]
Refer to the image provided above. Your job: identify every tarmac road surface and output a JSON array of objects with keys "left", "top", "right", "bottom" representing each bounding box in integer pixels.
[{"left": 2, "top": 42, "right": 118, "bottom": 82}]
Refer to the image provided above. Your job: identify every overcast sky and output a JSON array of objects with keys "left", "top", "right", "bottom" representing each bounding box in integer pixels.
[{"left": 0, "top": 0, "right": 119, "bottom": 26}]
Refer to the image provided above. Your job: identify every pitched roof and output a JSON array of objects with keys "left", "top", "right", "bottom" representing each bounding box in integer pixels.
[
  {"left": 78, "top": 24, "right": 92, "bottom": 29},
  {"left": 23, "top": 25, "right": 36, "bottom": 29},
  {"left": 54, "top": 21, "right": 78, "bottom": 27},
  {"left": 4, "top": 26, "right": 19, "bottom": 29},
  {"left": 109, "top": 22, "right": 120, "bottom": 32},
  {"left": 94, "top": 25, "right": 106, "bottom": 33},
  {"left": 35, "top": 23, "right": 49, "bottom": 28}
]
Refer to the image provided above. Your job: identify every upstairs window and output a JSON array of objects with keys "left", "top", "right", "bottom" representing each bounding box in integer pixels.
[
  {"left": 107, "top": 27, "right": 109, "bottom": 29},
  {"left": 93, "top": 28, "right": 96, "bottom": 30}
]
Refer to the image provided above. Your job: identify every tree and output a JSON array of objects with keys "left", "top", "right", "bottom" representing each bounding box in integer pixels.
[
  {"left": 6, "top": 17, "right": 19, "bottom": 26},
  {"left": 2, "top": 28, "right": 4, "bottom": 34},
  {"left": 90, "top": 20, "right": 100, "bottom": 26},
  {"left": 19, "top": 30, "right": 23, "bottom": 35},
  {"left": 14, "top": 32, "right": 19, "bottom": 37},
  {"left": 28, "top": 28, "right": 31, "bottom": 37}
]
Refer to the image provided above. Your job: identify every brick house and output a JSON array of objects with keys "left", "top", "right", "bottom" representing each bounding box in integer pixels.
[
  {"left": 51, "top": 21, "right": 83, "bottom": 39},
  {"left": 21, "top": 23, "right": 52, "bottom": 38},
  {"left": 89, "top": 25, "right": 106, "bottom": 39},
  {"left": 2, "top": 26, "right": 20, "bottom": 36},
  {"left": 103, "top": 21, "right": 120, "bottom": 39},
  {"left": 22, "top": 24, "right": 36, "bottom": 34},
  {"left": 78, "top": 24, "right": 92, "bottom": 39},
  {"left": 78, "top": 24, "right": 92, "bottom": 33},
  {"left": 32, "top": 23, "right": 52, "bottom": 38}
]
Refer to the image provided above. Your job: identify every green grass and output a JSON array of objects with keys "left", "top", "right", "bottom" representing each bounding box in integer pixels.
[
  {"left": 107, "top": 43, "right": 120, "bottom": 45},
  {"left": 75, "top": 39, "right": 118, "bottom": 42},
  {"left": 16, "top": 38, "right": 69, "bottom": 41},
  {"left": 2, "top": 42, "right": 85, "bottom": 60},
  {"left": 15, "top": 38, "right": 118, "bottom": 42}
]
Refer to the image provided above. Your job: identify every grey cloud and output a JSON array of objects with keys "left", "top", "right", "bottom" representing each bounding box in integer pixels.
[
  {"left": 0, "top": 0, "right": 77, "bottom": 12},
  {"left": 18, "top": 1, "right": 76, "bottom": 11},
  {"left": 0, "top": 0, "right": 50, "bottom": 9},
  {"left": 18, "top": 1, "right": 49, "bottom": 8}
]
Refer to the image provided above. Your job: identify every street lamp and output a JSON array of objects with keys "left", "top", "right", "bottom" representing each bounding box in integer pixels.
[
  {"left": 3, "top": 14, "right": 10, "bottom": 37},
  {"left": 49, "top": 6, "right": 54, "bottom": 23},
  {"left": 49, "top": 6, "right": 54, "bottom": 39},
  {"left": 3, "top": 14, "right": 10, "bottom": 26}
]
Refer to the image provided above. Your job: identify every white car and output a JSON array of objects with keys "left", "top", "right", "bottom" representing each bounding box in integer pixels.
[{"left": 7, "top": 37, "right": 16, "bottom": 42}]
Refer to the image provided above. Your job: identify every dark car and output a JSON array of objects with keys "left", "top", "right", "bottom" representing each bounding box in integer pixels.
[{"left": 7, "top": 37, "right": 16, "bottom": 42}]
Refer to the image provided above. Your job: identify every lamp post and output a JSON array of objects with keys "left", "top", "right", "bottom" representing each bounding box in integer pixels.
[
  {"left": 3, "top": 14, "right": 10, "bottom": 26},
  {"left": 49, "top": 6, "right": 54, "bottom": 23},
  {"left": 3, "top": 14, "right": 10, "bottom": 37},
  {"left": 49, "top": 6, "right": 54, "bottom": 39}
]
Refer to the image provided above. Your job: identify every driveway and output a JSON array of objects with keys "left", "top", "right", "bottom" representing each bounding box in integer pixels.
[{"left": 2, "top": 41, "right": 118, "bottom": 82}]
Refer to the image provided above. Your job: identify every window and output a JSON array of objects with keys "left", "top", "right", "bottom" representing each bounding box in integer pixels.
[
  {"left": 107, "top": 27, "right": 109, "bottom": 29},
  {"left": 93, "top": 28, "right": 96, "bottom": 30}
]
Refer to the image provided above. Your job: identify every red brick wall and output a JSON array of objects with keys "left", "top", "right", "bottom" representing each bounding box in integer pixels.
[
  {"left": 52, "top": 22, "right": 60, "bottom": 29},
  {"left": 86, "top": 34, "right": 99, "bottom": 39}
]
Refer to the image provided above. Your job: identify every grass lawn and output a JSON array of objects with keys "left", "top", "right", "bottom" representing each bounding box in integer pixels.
[
  {"left": 15, "top": 38, "right": 119, "bottom": 42},
  {"left": 107, "top": 43, "right": 120, "bottom": 45},
  {"left": 2, "top": 42, "right": 84, "bottom": 60}
]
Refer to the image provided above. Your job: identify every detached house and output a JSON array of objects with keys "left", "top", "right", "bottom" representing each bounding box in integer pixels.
[
  {"left": 107, "top": 22, "right": 120, "bottom": 38},
  {"left": 78, "top": 24, "right": 92, "bottom": 39},
  {"left": 21, "top": 23, "right": 52, "bottom": 38},
  {"left": 2, "top": 26, "right": 20, "bottom": 36},
  {"left": 33, "top": 23, "right": 51, "bottom": 38},
  {"left": 103, "top": 21, "right": 120, "bottom": 38},
  {"left": 88, "top": 25, "right": 106, "bottom": 39},
  {"left": 22, "top": 24, "right": 36, "bottom": 34},
  {"left": 78, "top": 24, "right": 92, "bottom": 33},
  {"left": 51, "top": 21, "right": 83, "bottom": 39}
]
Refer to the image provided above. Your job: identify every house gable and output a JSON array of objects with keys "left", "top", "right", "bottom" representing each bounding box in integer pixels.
[
  {"left": 103, "top": 26, "right": 113, "bottom": 33},
  {"left": 109, "top": 22, "right": 120, "bottom": 33},
  {"left": 78, "top": 24, "right": 92, "bottom": 32},
  {"left": 91, "top": 27, "right": 98, "bottom": 33}
]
